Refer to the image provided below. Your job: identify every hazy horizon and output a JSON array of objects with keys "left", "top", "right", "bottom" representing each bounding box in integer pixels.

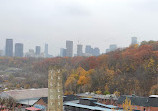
[{"left": 0, "top": 0, "right": 158, "bottom": 56}]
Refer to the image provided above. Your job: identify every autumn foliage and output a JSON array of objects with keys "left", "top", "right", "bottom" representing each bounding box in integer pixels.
[{"left": 1, "top": 41, "right": 158, "bottom": 96}]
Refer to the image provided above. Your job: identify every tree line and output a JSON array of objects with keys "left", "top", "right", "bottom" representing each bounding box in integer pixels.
[{"left": 0, "top": 41, "right": 158, "bottom": 96}]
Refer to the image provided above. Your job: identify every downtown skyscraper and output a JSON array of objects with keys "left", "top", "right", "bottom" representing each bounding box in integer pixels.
[
  {"left": 15, "top": 43, "right": 23, "bottom": 57},
  {"left": 44, "top": 43, "right": 48, "bottom": 57},
  {"left": 77, "top": 44, "right": 83, "bottom": 56},
  {"left": 35, "top": 46, "right": 41, "bottom": 55},
  {"left": 85, "top": 45, "right": 93, "bottom": 54},
  {"left": 5, "top": 39, "right": 13, "bottom": 57},
  {"left": 131, "top": 37, "right": 138, "bottom": 45},
  {"left": 60, "top": 48, "right": 66, "bottom": 57},
  {"left": 66, "top": 40, "right": 73, "bottom": 57}
]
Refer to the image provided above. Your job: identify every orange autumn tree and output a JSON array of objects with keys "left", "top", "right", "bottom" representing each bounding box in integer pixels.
[
  {"left": 77, "top": 67, "right": 94, "bottom": 93},
  {"left": 77, "top": 67, "right": 90, "bottom": 85},
  {"left": 65, "top": 67, "right": 94, "bottom": 93}
]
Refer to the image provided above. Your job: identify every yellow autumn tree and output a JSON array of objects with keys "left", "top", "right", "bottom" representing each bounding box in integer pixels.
[
  {"left": 148, "top": 58, "right": 155, "bottom": 68},
  {"left": 65, "top": 73, "right": 78, "bottom": 88},
  {"left": 96, "top": 90, "right": 102, "bottom": 94},
  {"left": 106, "top": 68, "right": 115, "bottom": 88},
  {"left": 144, "top": 58, "right": 155, "bottom": 72},
  {"left": 114, "top": 91, "right": 120, "bottom": 98},
  {"left": 104, "top": 84, "right": 110, "bottom": 95},
  {"left": 77, "top": 66, "right": 87, "bottom": 75},
  {"left": 77, "top": 67, "right": 92, "bottom": 86},
  {"left": 65, "top": 67, "right": 93, "bottom": 93},
  {"left": 106, "top": 69, "right": 115, "bottom": 81},
  {"left": 64, "top": 90, "right": 74, "bottom": 95},
  {"left": 77, "top": 67, "right": 92, "bottom": 92},
  {"left": 123, "top": 97, "right": 133, "bottom": 111}
]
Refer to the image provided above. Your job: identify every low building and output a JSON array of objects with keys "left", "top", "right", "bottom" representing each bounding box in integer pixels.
[
  {"left": 77, "top": 93, "right": 118, "bottom": 105},
  {"left": 0, "top": 88, "right": 81, "bottom": 110},
  {"left": 34, "top": 97, "right": 47, "bottom": 107},
  {"left": 95, "top": 102, "right": 120, "bottom": 109},
  {"left": 0, "top": 88, "right": 48, "bottom": 110},
  {"left": 0, "top": 88, "right": 48, "bottom": 100},
  {"left": 64, "top": 98, "right": 122, "bottom": 111},
  {"left": 117, "top": 95, "right": 158, "bottom": 111}
]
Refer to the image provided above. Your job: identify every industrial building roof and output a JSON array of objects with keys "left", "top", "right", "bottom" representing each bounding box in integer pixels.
[
  {"left": 80, "top": 98, "right": 97, "bottom": 101},
  {"left": 64, "top": 102, "right": 123, "bottom": 111},
  {"left": 16, "top": 98, "right": 40, "bottom": 106},
  {"left": 77, "top": 93, "right": 118, "bottom": 100},
  {"left": 117, "top": 95, "right": 158, "bottom": 107},
  {"left": 94, "top": 102, "right": 119, "bottom": 109},
  {"left": 0, "top": 88, "right": 48, "bottom": 100},
  {"left": 40, "top": 97, "right": 48, "bottom": 104},
  {"left": 117, "top": 95, "right": 149, "bottom": 107}
]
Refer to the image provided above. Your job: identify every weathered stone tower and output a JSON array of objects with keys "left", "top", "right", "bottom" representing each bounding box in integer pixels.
[{"left": 48, "top": 69, "right": 63, "bottom": 111}]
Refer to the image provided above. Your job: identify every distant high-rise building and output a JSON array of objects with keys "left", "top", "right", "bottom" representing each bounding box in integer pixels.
[
  {"left": 109, "top": 44, "right": 117, "bottom": 52},
  {"left": 66, "top": 41, "right": 73, "bottom": 57},
  {"left": 77, "top": 44, "right": 83, "bottom": 56},
  {"left": 60, "top": 48, "right": 66, "bottom": 57},
  {"left": 93, "top": 47, "right": 100, "bottom": 56},
  {"left": 106, "top": 49, "right": 110, "bottom": 53},
  {"left": 5, "top": 39, "right": 13, "bottom": 57},
  {"left": 131, "top": 37, "right": 137, "bottom": 45},
  {"left": 25, "top": 49, "right": 35, "bottom": 57},
  {"left": 0, "top": 50, "right": 3, "bottom": 56},
  {"left": 35, "top": 46, "right": 41, "bottom": 55},
  {"left": 29, "top": 49, "right": 34, "bottom": 54},
  {"left": 15, "top": 43, "right": 23, "bottom": 57},
  {"left": 85, "top": 45, "right": 92, "bottom": 54},
  {"left": 85, "top": 45, "right": 101, "bottom": 56},
  {"left": 82, "top": 53, "right": 92, "bottom": 57},
  {"left": 44, "top": 44, "right": 48, "bottom": 57}
]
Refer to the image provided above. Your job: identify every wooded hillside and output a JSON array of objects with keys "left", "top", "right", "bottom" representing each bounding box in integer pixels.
[{"left": 0, "top": 41, "right": 158, "bottom": 96}]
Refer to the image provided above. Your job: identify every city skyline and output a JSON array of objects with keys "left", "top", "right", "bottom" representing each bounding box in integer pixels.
[
  {"left": 0, "top": 36, "right": 154, "bottom": 57},
  {"left": 1, "top": 37, "right": 138, "bottom": 57},
  {"left": 0, "top": 0, "right": 158, "bottom": 56},
  {"left": 0, "top": 37, "right": 135, "bottom": 56}
]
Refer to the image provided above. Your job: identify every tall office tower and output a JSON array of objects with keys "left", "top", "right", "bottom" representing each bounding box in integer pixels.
[
  {"left": 66, "top": 40, "right": 73, "bottom": 57},
  {"left": 109, "top": 44, "right": 117, "bottom": 52},
  {"left": 131, "top": 37, "right": 138, "bottom": 45},
  {"left": 0, "top": 50, "right": 3, "bottom": 56},
  {"left": 15, "top": 43, "right": 23, "bottom": 57},
  {"left": 93, "top": 47, "right": 100, "bottom": 56},
  {"left": 77, "top": 44, "right": 83, "bottom": 56},
  {"left": 44, "top": 44, "right": 48, "bottom": 57},
  {"left": 5, "top": 39, "right": 13, "bottom": 57},
  {"left": 35, "top": 46, "right": 41, "bottom": 55},
  {"left": 85, "top": 45, "right": 92, "bottom": 54},
  {"left": 60, "top": 48, "right": 66, "bottom": 57}
]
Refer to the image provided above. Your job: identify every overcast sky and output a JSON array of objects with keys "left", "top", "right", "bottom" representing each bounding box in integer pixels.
[{"left": 0, "top": 0, "right": 158, "bottom": 56}]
